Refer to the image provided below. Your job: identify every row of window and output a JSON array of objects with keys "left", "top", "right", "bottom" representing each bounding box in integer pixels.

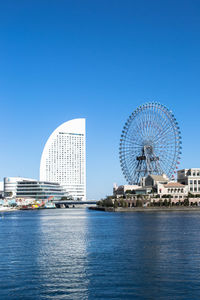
[
  {"left": 189, "top": 180, "right": 200, "bottom": 185},
  {"left": 167, "top": 188, "right": 184, "bottom": 193},
  {"left": 190, "top": 187, "right": 200, "bottom": 192},
  {"left": 191, "top": 172, "right": 200, "bottom": 176}
]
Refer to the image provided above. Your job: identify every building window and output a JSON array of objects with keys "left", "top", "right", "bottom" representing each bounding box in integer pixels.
[
  {"left": 190, "top": 187, "right": 193, "bottom": 192},
  {"left": 190, "top": 180, "right": 193, "bottom": 185},
  {"left": 194, "top": 180, "right": 197, "bottom": 184}
]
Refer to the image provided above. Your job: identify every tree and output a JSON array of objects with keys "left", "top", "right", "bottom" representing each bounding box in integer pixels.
[
  {"left": 97, "top": 200, "right": 103, "bottom": 206},
  {"left": 114, "top": 200, "right": 118, "bottom": 208},
  {"left": 155, "top": 194, "right": 160, "bottom": 198},
  {"left": 103, "top": 197, "right": 114, "bottom": 207},
  {"left": 61, "top": 196, "right": 73, "bottom": 201},
  {"left": 136, "top": 199, "right": 143, "bottom": 207},
  {"left": 125, "top": 190, "right": 132, "bottom": 194},
  {"left": 188, "top": 192, "right": 195, "bottom": 198},
  {"left": 163, "top": 199, "right": 168, "bottom": 206}
]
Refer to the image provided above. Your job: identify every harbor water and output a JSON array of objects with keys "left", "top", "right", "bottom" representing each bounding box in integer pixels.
[{"left": 1, "top": 209, "right": 200, "bottom": 299}]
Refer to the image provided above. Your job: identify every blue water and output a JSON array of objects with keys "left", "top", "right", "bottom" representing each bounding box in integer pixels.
[{"left": 0, "top": 209, "right": 200, "bottom": 299}]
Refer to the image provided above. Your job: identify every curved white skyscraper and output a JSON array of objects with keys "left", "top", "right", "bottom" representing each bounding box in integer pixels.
[{"left": 40, "top": 118, "right": 86, "bottom": 200}]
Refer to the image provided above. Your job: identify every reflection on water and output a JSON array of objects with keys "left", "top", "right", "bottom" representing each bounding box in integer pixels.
[{"left": 1, "top": 209, "right": 200, "bottom": 299}]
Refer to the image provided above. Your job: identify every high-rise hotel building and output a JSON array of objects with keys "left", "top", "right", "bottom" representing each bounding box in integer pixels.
[{"left": 40, "top": 118, "right": 86, "bottom": 200}]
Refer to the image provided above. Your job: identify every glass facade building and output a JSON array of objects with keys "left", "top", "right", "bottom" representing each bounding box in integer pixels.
[
  {"left": 16, "top": 180, "right": 67, "bottom": 201},
  {"left": 4, "top": 177, "right": 67, "bottom": 201},
  {"left": 4, "top": 177, "right": 36, "bottom": 198}
]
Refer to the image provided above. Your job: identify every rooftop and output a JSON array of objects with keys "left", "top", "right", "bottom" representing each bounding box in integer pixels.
[
  {"left": 149, "top": 174, "right": 168, "bottom": 181},
  {"left": 164, "top": 182, "right": 185, "bottom": 188}
]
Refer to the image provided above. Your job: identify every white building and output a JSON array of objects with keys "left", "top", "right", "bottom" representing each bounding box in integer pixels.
[
  {"left": 40, "top": 118, "right": 86, "bottom": 200},
  {"left": 4, "top": 177, "right": 35, "bottom": 198},
  {"left": 4, "top": 177, "right": 68, "bottom": 201},
  {"left": 157, "top": 181, "right": 188, "bottom": 199},
  {"left": 177, "top": 168, "right": 200, "bottom": 194},
  {"left": 16, "top": 180, "right": 68, "bottom": 201},
  {"left": 113, "top": 184, "right": 141, "bottom": 197},
  {"left": 141, "top": 174, "right": 169, "bottom": 188},
  {"left": 0, "top": 181, "right": 4, "bottom": 198}
]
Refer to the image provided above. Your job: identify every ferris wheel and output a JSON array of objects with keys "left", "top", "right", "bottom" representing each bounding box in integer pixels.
[{"left": 119, "top": 102, "right": 182, "bottom": 184}]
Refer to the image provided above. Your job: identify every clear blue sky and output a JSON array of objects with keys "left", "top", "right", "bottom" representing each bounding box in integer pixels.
[{"left": 0, "top": 0, "right": 200, "bottom": 199}]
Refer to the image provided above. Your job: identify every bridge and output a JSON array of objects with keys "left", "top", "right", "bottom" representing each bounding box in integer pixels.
[{"left": 54, "top": 200, "right": 98, "bottom": 208}]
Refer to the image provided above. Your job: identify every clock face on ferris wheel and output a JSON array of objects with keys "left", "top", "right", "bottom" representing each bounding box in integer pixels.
[{"left": 119, "top": 102, "right": 182, "bottom": 184}]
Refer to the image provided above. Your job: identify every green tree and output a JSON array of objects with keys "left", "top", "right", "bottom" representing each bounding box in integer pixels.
[
  {"left": 163, "top": 199, "right": 168, "bottom": 206},
  {"left": 136, "top": 199, "right": 143, "bottom": 207},
  {"left": 103, "top": 197, "right": 114, "bottom": 207},
  {"left": 97, "top": 200, "right": 103, "bottom": 206},
  {"left": 113, "top": 200, "right": 118, "bottom": 208},
  {"left": 61, "top": 196, "right": 73, "bottom": 200}
]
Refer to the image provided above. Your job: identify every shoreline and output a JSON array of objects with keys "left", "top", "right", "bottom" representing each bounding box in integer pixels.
[
  {"left": 89, "top": 206, "right": 200, "bottom": 212},
  {"left": 0, "top": 208, "right": 19, "bottom": 212}
]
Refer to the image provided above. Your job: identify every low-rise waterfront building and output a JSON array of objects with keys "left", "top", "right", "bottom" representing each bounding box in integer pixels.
[
  {"left": 4, "top": 177, "right": 68, "bottom": 201},
  {"left": 4, "top": 177, "right": 36, "bottom": 198},
  {"left": 177, "top": 168, "right": 200, "bottom": 194},
  {"left": 113, "top": 184, "right": 141, "bottom": 198},
  {"left": 109, "top": 170, "right": 200, "bottom": 208},
  {"left": 157, "top": 181, "right": 188, "bottom": 200},
  {"left": 114, "top": 174, "right": 169, "bottom": 198},
  {"left": 16, "top": 180, "right": 68, "bottom": 201},
  {"left": 142, "top": 174, "right": 169, "bottom": 188}
]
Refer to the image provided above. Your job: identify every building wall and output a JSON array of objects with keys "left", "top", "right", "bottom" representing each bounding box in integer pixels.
[
  {"left": 177, "top": 168, "right": 200, "bottom": 194},
  {"left": 144, "top": 175, "right": 169, "bottom": 188},
  {"left": 40, "top": 119, "right": 86, "bottom": 200},
  {"left": 16, "top": 180, "right": 67, "bottom": 201},
  {"left": 113, "top": 184, "right": 140, "bottom": 197},
  {"left": 157, "top": 182, "right": 188, "bottom": 199},
  {"left": 4, "top": 177, "right": 35, "bottom": 198},
  {"left": 145, "top": 176, "right": 154, "bottom": 187}
]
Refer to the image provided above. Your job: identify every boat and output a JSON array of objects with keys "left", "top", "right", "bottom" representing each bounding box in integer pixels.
[{"left": 45, "top": 202, "right": 56, "bottom": 209}]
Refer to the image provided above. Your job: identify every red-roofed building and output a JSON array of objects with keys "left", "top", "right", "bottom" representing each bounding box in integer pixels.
[{"left": 157, "top": 181, "right": 188, "bottom": 199}]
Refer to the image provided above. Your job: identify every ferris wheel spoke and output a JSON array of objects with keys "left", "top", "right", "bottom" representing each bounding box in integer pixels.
[
  {"left": 153, "top": 123, "right": 172, "bottom": 141},
  {"left": 159, "top": 153, "right": 178, "bottom": 170},
  {"left": 121, "top": 138, "right": 142, "bottom": 147},
  {"left": 160, "top": 158, "right": 176, "bottom": 175},
  {"left": 154, "top": 134, "right": 179, "bottom": 148},
  {"left": 158, "top": 152, "right": 176, "bottom": 165},
  {"left": 134, "top": 116, "right": 146, "bottom": 139},
  {"left": 123, "top": 162, "right": 137, "bottom": 183},
  {"left": 127, "top": 125, "right": 144, "bottom": 142},
  {"left": 153, "top": 128, "right": 176, "bottom": 145},
  {"left": 154, "top": 142, "right": 177, "bottom": 150},
  {"left": 148, "top": 106, "right": 157, "bottom": 137},
  {"left": 128, "top": 161, "right": 141, "bottom": 182},
  {"left": 124, "top": 153, "right": 140, "bottom": 167},
  {"left": 123, "top": 134, "right": 143, "bottom": 145},
  {"left": 121, "top": 149, "right": 142, "bottom": 156},
  {"left": 152, "top": 115, "right": 171, "bottom": 141}
]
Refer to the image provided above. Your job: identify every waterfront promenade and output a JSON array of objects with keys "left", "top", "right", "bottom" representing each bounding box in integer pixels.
[{"left": 90, "top": 206, "right": 200, "bottom": 212}]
